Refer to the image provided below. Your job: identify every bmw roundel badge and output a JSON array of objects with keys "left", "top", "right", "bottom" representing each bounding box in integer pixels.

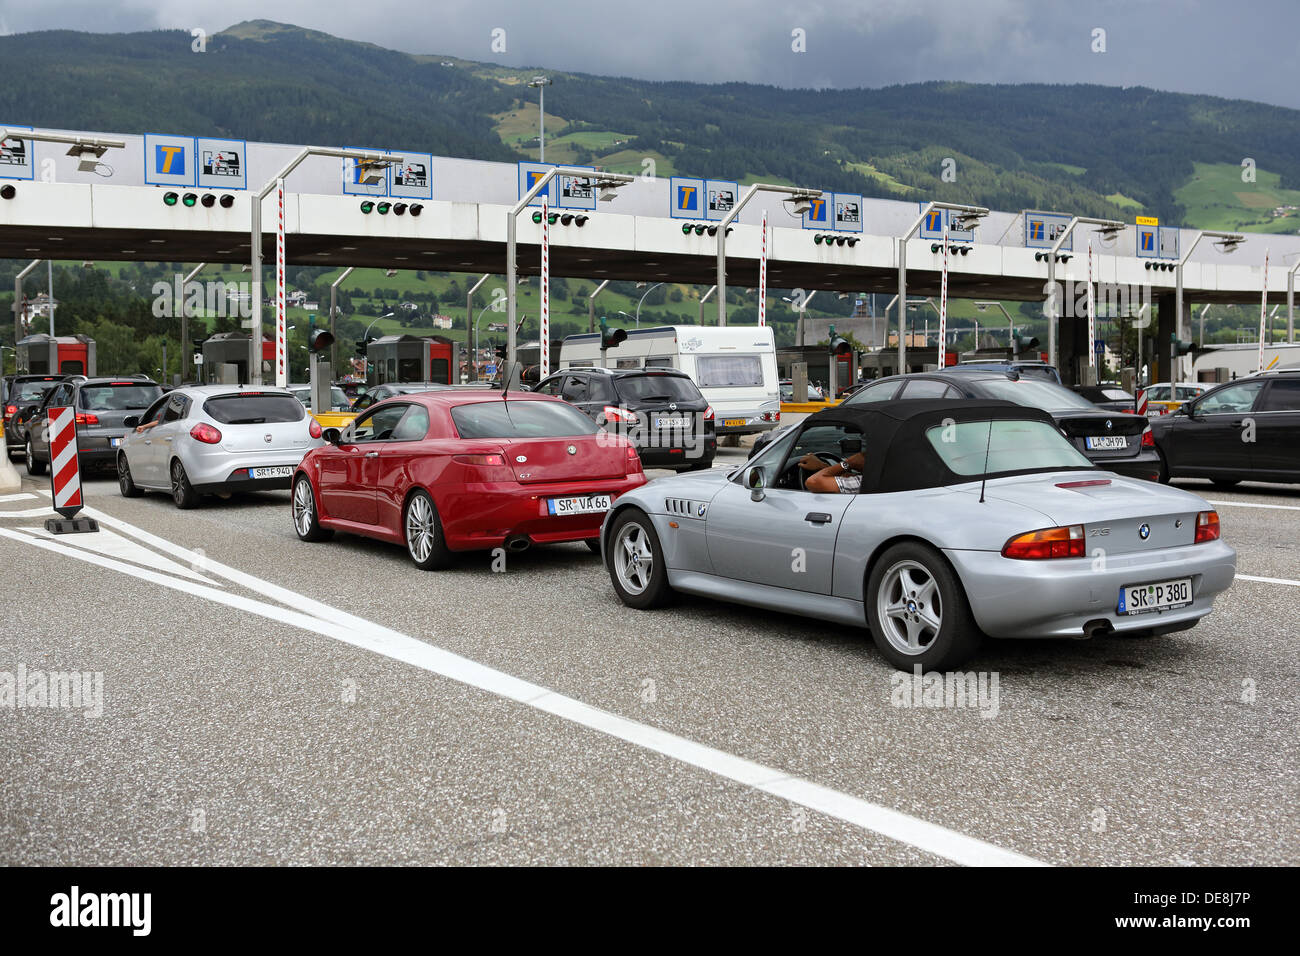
[{"left": 1138, "top": 523, "right": 1151, "bottom": 540}]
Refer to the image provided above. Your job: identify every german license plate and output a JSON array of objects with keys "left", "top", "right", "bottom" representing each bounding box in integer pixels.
[
  {"left": 109, "top": 437, "right": 122, "bottom": 448},
  {"left": 547, "top": 494, "right": 611, "bottom": 516},
  {"left": 1086, "top": 436, "right": 1127, "bottom": 450},
  {"left": 723, "top": 418, "right": 746, "bottom": 428},
  {"left": 1118, "top": 577, "right": 1192, "bottom": 615},
  {"left": 250, "top": 466, "right": 294, "bottom": 479},
  {"left": 655, "top": 416, "right": 691, "bottom": 429}
]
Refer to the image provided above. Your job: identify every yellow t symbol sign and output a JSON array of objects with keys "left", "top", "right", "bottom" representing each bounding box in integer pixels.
[
  {"left": 811, "top": 199, "right": 824, "bottom": 220},
  {"left": 679, "top": 185, "right": 695, "bottom": 208},
  {"left": 158, "top": 146, "right": 182, "bottom": 174}
]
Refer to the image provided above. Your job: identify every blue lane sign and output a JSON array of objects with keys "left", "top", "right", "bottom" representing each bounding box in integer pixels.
[
  {"left": 485, "top": 363, "right": 497, "bottom": 376},
  {"left": 801, "top": 193, "right": 831, "bottom": 229},
  {"left": 0, "top": 123, "right": 33, "bottom": 181},
  {"left": 343, "top": 146, "right": 390, "bottom": 197},
  {"left": 918, "top": 204, "right": 974, "bottom": 243},
  {"left": 704, "top": 180, "right": 738, "bottom": 222},
  {"left": 144, "top": 133, "right": 196, "bottom": 187},
  {"left": 1024, "top": 210, "right": 1072, "bottom": 251},
  {"left": 670, "top": 177, "right": 704, "bottom": 218},
  {"left": 1136, "top": 222, "right": 1159, "bottom": 258},
  {"left": 517, "top": 162, "right": 557, "bottom": 207},
  {"left": 834, "top": 193, "right": 863, "bottom": 233}
]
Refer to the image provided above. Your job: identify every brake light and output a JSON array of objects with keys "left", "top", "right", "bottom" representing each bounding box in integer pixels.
[
  {"left": 625, "top": 443, "right": 643, "bottom": 474},
  {"left": 1194, "top": 510, "right": 1220, "bottom": 543},
  {"left": 1055, "top": 479, "right": 1111, "bottom": 488},
  {"left": 703, "top": 405, "right": 715, "bottom": 421},
  {"left": 74, "top": 413, "right": 99, "bottom": 426},
  {"left": 1002, "top": 524, "right": 1086, "bottom": 560},
  {"left": 190, "top": 423, "right": 222, "bottom": 444},
  {"left": 1141, "top": 427, "right": 1154, "bottom": 448},
  {"left": 453, "top": 454, "right": 506, "bottom": 466},
  {"left": 602, "top": 405, "right": 639, "bottom": 425},
  {"left": 308, "top": 419, "right": 323, "bottom": 439},
  {"left": 4, "top": 405, "right": 15, "bottom": 416}
]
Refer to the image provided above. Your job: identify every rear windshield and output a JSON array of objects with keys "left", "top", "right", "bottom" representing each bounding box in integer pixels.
[
  {"left": 978, "top": 378, "right": 1098, "bottom": 412},
  {"left": 696, "top": 355, "right": 762, "bottom": 388},
  {"left": 203, "top": 393, "right": 305, "bottom": 424},
  {"left": 615, "top": 374, "right": 703, "bottom": 403},
  {"left": 79, "top": 383, "right": 162, "bottom": 412},
  {"left": 452, "top": 400, "right": 600, "bottom": 439},
  {"left": 1100, "top": 388, "right": 1133, "bottom": 401},
  {"left": 926, "top": 419, "right": 1093, "bottom": 475},
  {"left": 12, "top": 381, "right": 55, "bottom": 403}
]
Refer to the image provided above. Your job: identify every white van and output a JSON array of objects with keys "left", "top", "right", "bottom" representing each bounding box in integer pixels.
[{"left": 559, "top": 325, "right": 781, "bottom": 435}]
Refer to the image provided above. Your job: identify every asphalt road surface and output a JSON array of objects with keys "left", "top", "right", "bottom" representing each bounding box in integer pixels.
[{"left": 1, "top": 446, "right": 1296, "bottom": 866}]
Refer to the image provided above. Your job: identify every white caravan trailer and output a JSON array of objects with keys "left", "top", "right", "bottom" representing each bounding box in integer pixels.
[
  {"left": 1191, "top": 342, "right": 1300, "bottom": 381},
  {"left": 559, "top": 325, "right": 781, "bottom": 435}
]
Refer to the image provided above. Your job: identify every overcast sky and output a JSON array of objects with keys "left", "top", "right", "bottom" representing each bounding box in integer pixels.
[{"left": 1, "top": 0, "right": 1297, "bottom": 109}]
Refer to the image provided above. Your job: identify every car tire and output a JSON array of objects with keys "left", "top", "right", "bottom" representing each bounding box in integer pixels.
[
  {"left": 607, "top": 508, "right": 673, "bottom": 609},
  {"left": 25, "top": 440, "right": 46, "bottom": 476},
  {"left": 403, "top": 490, "right": 450, "bottom": 570},
  {"left": 1154, "top": 447, "right": 1171, "bottom": 484},
  {"left": 117, "top": 454, "right": 142, "bottom": 498},
  {"left": 292, "top": 474, "right": 333, "bottom": 542},
  {"left": 584, "top": 538, "right": 602, "bottom": 554},
  {"left": 866, "top": 542, "right": 982, "bottom": 671},
  {"left": 169, "top": 459, "right": 200, "bottom": 509}
]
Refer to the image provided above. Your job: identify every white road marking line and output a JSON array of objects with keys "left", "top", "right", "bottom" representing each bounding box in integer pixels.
[
  {"left": 1210, "top": 500, "right": 1300, "bottom": 512},
  {"left": 18, "top": 526, "right": 220, "bottom": 585},
  {"left": 0, "top": 520, "right": 1044, "bottom": 867},
  {"left": 1235, "top": 573, "right": 1300, "bottom": 587},
  {"left": 0, "top": 507, "right": 66, "bottom": 518},
  {"left": 0, "top": 493, "right": 37, "bottom": 503}
]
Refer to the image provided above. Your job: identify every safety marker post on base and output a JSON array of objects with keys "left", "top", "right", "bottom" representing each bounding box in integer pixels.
[{"left": 45, "top": 405, "right": 98, "bottom": 535}]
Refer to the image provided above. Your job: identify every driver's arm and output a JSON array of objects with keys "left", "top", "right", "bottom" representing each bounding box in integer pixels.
[{"left": 804, "top": 452, "right": 865, "bottom": 494}]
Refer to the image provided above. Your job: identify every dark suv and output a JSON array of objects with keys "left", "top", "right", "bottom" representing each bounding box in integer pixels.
[
  {"left": 24, "top": 376, "right": 164, "bottom": 475},
  {"left": 3, "top": 374, "right": 63, "bottom": 459},
  {"left": 533, "top": 367, "right": 717, "bottom": 471}
]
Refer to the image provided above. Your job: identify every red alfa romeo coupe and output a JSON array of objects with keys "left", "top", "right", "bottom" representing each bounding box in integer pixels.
[{"left": 291, "top": 389, "right": 647, "bottom": 568}]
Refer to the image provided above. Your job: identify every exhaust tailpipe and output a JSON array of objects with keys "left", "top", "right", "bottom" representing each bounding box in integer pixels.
[
  {"left": 1080, "top": 620, "right": 1113, "bottom": 641},
  {"left": 505, "top": 535, "right": 531, "bottom": 553}
]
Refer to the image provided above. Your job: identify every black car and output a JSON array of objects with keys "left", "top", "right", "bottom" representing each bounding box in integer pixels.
[
  {"left": 1071, "top": 383, "right": 1138, "bottom": 414},
  {"left": 1147, "top": 369, "right": 1300, "bottom": 487},
  {"left": 3, "top": 374, "right": 64, "bottom": 459},
  {"left": 533, "top": 366, "right": 717, "bottom": 471},
  {"left": 23, "top": 376, "right": 164, "bottom": 474},
  {"left": 753, "top": 368, "right": 1160, "bottom": 480},
  {"left": 351, "top": 382, "right": 451, "bottom": 411}
]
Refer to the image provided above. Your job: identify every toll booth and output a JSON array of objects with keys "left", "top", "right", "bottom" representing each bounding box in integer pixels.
[
  {"left": 202, "top": 332, "right": 273, "bottom": 384},
  {"left": 16, "top": 334, "right": 96, "bottom": 376},
  {"left": 365, "top": 334, "right": 455, "bottom": 385},
  {"left": 858, "top": 345, "right": 957, "bottom": 380}
]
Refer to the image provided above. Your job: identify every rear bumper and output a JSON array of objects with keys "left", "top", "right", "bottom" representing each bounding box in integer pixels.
[
  {"left": 183, "top": 448, "right": 311, "bottom": 487},
  {"left": 192, "top": 475, "right": 294, "bottom": 495},
  {"left": 945, "top": 539, "right": 1237, "bottom": 639},
  {"left": 1095, "top": 450, "right": 1163, "bottom": 482},
  {"left": 636, "top": 439, "right": 717, "bottom": 468},
  {"left": 439, "top": 475, "right": 648, "bottom": 551}
]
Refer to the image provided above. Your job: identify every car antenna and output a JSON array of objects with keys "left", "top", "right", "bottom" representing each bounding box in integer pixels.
[{"left": 978, "top": 417, "right": 995, "bottom": 504}]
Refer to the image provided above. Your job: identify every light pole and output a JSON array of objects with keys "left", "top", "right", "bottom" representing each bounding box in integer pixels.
[
  {"left": 330, "top": 266, "right": 355, "bottom": 377},
  {"left": 506, "top": 166, "right": 633, "bottom": 377},
  {"left": 465, "top": 273, "right": 490, "bottom": 380},
  {"left": 360, "top": 313, "right": 394, "bottom": 380},
  {"left": 975, "top": 301, "right": 1013, "bottom": 346},
  {"left": 527, "top": 76, "right": 553, "bottom": 162},
  {"left": 1175, "top": 231, "right": 1243, "bottom": 382},
  {"left": 716, "top": 184, "right": 822, "bottom": 326},
  {"left": 783, "top": 291, "right": 818, "bottom": 346},
  {"left": 1042, "top": 216, "right": 1124, "bottom": 373},
  {"left": 12, "top": 259, "right": 41, "bottom": 354},
  {"left": 634, "top": 282, "right": 664, "bottom": 328},
  {"left": 896, "top": 201, "right": 989, "bottom": 370},
  {"left": 1285, "top": 255, "right": 1300, "bottom": 344},
  {"left": 249, "top": 146, "right": 404, "bottom": 385},
  {"left": 698, "top": 285, "right": 717, "bottom": 325},
  {"left": 473, "top": 302, "right": 496, "bottom": 382},
  {"left": 587, "top": 279, "right": 610, "bottom": 333},
  {"left": 1198, "top": 304, "right": 1213, "bottom": 348},
  {"left": 174, "top": 263, "right": 206, "bottom": 385}
]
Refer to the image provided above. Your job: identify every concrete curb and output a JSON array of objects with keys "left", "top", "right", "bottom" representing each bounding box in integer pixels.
[{"left": 0, "top": 436, "right": 21, "bottom": 494}]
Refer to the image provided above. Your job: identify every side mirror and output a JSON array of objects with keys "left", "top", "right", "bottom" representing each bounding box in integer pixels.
[
  {"left": 322, "top": 427, "right": 342, "bottom": 444},
  {"left": 839, "top": 437, "right": 863, "bottom": 456},
  {"left": 1181, "top": 403, "right": 1195, "bottom": 419},
  {"left": 746, "top": 466, "right": 766, "bottom": 502},
  {"left": 123, "top": 416, "right": 139, "bottom": 428}
]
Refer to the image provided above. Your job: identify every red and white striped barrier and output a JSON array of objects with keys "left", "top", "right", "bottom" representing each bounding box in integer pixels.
[
  {"left": 276, "top": 177, "right": 287, "bottom": 388},
  {"left": 1136, "top": 390, "right": 1149, "bottom": 416},
  {"left": 44, "top": 406, "right": 97, "bottom": 533},
  {"left": 758, "top": 209, "right": 768, "bottom": 327},
  {"left": 938, "top": 216, "right": 948, "bottom": 359},
  {"left": 540, "top": 194, "right": 550, "bottom": 378}
]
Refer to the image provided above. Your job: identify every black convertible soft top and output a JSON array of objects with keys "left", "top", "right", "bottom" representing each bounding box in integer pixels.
[{"left": 800, "top": 398, "right": 1094, "bottom": 493}]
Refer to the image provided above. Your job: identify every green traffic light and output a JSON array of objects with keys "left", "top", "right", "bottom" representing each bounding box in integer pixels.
[
  {"left": 377, "top": 202, "right": 391, "bottom": 215},
  {"left": 681, "top": 223, "right": 692, "bottom": 235},
  {"left": 163, "top": 192, "right": 178, "bottom": 206},
  {"left": 182, "top": 193, "right": 198, "bottom": 207},
  {"left": 533, "top": 211, "right": 544, "bottom": 224},
  {"left": 360, "top": 201, "right": 374, "bottom": 214}
]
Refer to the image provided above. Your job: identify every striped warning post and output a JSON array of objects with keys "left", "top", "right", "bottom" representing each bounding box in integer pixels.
[
  {"left": 276, "top": 177, "right": 287, "bottom": 388},
  {"left": 47, "top": 406, "right": 82, "bottom": 518},
  {"left": 938, "top": 216, "right": 948, "bottom": 361},
  {"left": 540, "top": 194, "right": 550, "bottom": 378},
  {"left": 758, "top": 209, "right": 768, "bottom": 327}
]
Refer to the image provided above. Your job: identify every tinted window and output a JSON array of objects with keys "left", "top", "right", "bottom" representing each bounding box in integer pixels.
[
  {"left": 1101, "top": 388, "right": 1133, "bottom": 401},
  {"left": 1145, "top": 386, "right": 1170, "bottom": 401},
  {"left": 926, "top": 420, "right": 1093, "bottom": 475},
  {"left": 349, "top": 404, "right": 409, "bottom": 442},
  {"left": 451, "top": 400, "right": 600, "bottom": 438},
  {"left": 614, "top": 374, "right": 703, "bottom": 403},
  {"left": 390, "top": 405, "right": 430, "bottom": 441},
  {"left": 1257, "top": 379, "right": 1300, "bottom": 412},
  {"left": 1198, "top": 381, "right": 1264, "bottom": 415},
  {"left": 79, "top": 383, "right": 163, "bottom": 412},
  {"left": 203, "top": 393, "right": 305, "bottom": 424},
  {"left": 162, "top": 396, "right": 187, "bottom": 423},
  {"left": 561, "top": 375, "right": 590, "bottom": 403},
  {"left": 843, "top": 380, "right": 901, "bottom": 405},
  {"left": 696, "top": 355, "right": 762, "bottom": 388},
  {"left": 1176, "top": 385, "right": 1205, "bottom": 400},
  {"left": 977, "top": 378, "right": 1098, "bottom": 412},
  {"left": 901, "top": 379, "right": 958, "bottom": 399},
  {"left": 534, "top": 376, "right": 563, "bottom": 397},
  {"left": 13, "top": 381, "right": 55, "bottom": 404}
]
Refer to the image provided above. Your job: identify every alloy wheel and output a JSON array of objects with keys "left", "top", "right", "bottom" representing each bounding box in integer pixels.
[{"left": 877, "top": 559, "right": 943, "bottom": 655}]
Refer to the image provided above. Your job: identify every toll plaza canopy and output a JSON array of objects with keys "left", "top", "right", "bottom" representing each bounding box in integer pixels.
[{"left": 0, "top": 123, "right": 1295, "bottom": 305}]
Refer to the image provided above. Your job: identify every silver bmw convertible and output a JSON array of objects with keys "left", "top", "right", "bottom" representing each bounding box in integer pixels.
[{"left": 599, "top": 399, "right": 1237, "bottom": 670}]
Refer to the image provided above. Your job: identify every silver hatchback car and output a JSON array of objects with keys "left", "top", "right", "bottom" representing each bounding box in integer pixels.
[{"left": 116, "top": 386, "right": 324, "bottom": 508}]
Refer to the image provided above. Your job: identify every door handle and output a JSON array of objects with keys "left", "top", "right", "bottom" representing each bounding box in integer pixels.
[
  {"left": 364, "top": 451, "right": 379, "bottom": 458},
  {"left": 805, "top": 512, "right": 832, "bottom": 524},
  {"left": 143, "top": 439, "right": 151, "bottom": 445}
]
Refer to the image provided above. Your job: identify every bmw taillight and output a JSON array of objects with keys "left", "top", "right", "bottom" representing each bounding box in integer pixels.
[
  {"left": 602, "top": 405, "right": 639, "bottom": 425},
  {"left": 1194, "top": 510, "right": 1220, "bottom": 543},
  {"left": 308, "top": 419, "right": 323, "bottom": 439},
  {"left": 1141, "top": 427, "right": 1154, "bottom": 448},
  {"left": 4, "top": 404, "right": 15, "bottom": 417},
  {"left": 703, "top": 405, "right": 715, "bottom": 421},
  {"left": 190, "top": 423, "right": 222, "bottom": 444},
  {"left": 74, "top": 413, "right": 99, "bottom": 426},
  {"left": 1002, "top": 524, "right": 1086, "bottom": 560}
]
